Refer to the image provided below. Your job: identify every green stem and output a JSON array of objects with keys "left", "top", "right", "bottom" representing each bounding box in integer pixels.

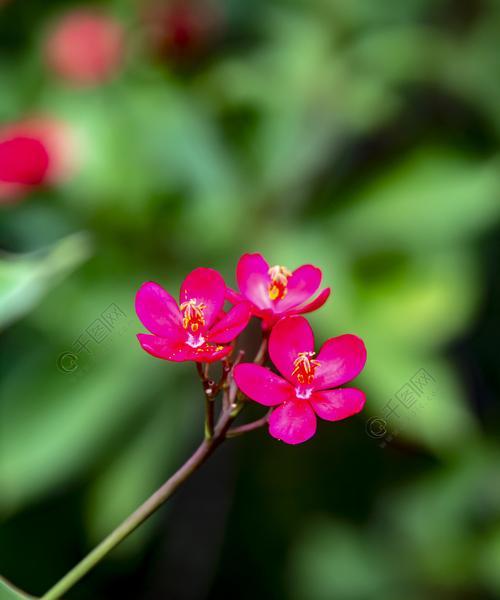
[
  {"left": 204, "top": 394, "right": 215, "bottom": 440},
  {"left": 40, "top": 331, "right": 268, "bottom": 599},
  {"left": 197, "top": 363, "right": 215, "bottom": 439},
  {"left": 40, "top": 407, "right": 236, "bottom": 600}
]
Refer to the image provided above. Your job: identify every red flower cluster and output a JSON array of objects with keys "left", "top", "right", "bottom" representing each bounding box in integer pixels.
[{"left": 136, "top": 253, "right": 367, "bottom": 444}]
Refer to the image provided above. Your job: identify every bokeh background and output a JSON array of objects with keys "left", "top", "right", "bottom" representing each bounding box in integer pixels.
[{"left": 1, "top": 0, "right": 500, "bottom": 598}]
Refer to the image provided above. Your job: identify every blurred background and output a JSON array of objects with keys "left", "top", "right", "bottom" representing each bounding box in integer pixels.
[{"left": 1, "top": 0, "right": 500, "bottom": 598}]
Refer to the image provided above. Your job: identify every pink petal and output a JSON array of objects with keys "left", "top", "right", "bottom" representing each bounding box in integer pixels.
[
  {"left": 225, "top": 287, "right": 243, "bottom": 304},
  {"left": 135, "top": 282, "right": 182, "bottom": 338},
  {"left": 313, "top": 334, "right": 367, "bottom": 390},
  {"left": 0, "top": 137, "right": 50, "bottom": 184},
  {"left": 310, "top": 388, "right": 366, "bottom": 421},
  {"left": 268, "top": 315, "right": 315, "bottom": 381},
  {"left": 137, "top": 332, "right": 186, "bottom": 362},
  {"left": 260, "top": 310, "right": 278, "bottom": 330},
  {"left": 268, "top": 400, "right": 317, "bottom": 444},
  {"left": 207, "top": 303, "right": 251, "bottom": 344},
  {"left": 236, "top": 253, "right": 273, "bottom": 310},
  {"left": 291, "top": 287, "right": 331, "bottom": 315},
  {"left": 182, "top": 343, "right": 233, "bottom": 363},
  {"left": 274, "top": 265, "right": 321, "bottom": 311},
  {"left": 179, "top": 267, "right": 226, "bottom": 328},
  {"left": 137, "top": 334, "right": 231, "bottom": 363},
  {"left": 234, "top": 363, "right": 294, "bottom": 406}
]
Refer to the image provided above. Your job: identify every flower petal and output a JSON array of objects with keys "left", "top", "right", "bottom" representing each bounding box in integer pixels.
[
  {"left": 268, "top": 315, "right": 315, "bottom": 382},
  {"left": 274, "top": 265, "right": 321, "bottom": 311},
  {"left": 135, "top": 282, "right": 182, "bottom": 338},
  {"left": 234, "top": 363, "right": 293, "bottom": 406},
  {"left": 290, "top": 287, "right": 331, "bottom": 315},
  {"left": 179, "top": 267, "right": 226, "bottom": 328},
  {"left": 310, "top": 388, "right": 366, "bottom": 421},
  {"left": 0, "top": 137, "right": 50, "bottom": 184},
  {"left": 236, "top": 252, "right": 273, "bottom": 310},
  {"left": 208, "top": 303, "right": 251, "bottom": 344},
  {"left": 137, "top": 334, "right": 230, "bottom": 363},
  {"left": 225, "top": 287, "right": 243, "bottom": 304},
  {"left": 137, "top": 333, "right": 186, "bottom": 361},
  {"left": 314, "top": 335, "right": 367, "bottom": 390},
  {"left": 268, "top": 400, "right": 317, "bottom": 444},
  {"left": 182, "top": 343, "right": 233, "bottom": 363}
]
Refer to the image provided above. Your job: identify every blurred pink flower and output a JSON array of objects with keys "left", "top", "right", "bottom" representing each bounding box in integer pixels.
[
  {"left": 45, "top": 9, "right": 124, "bottom": 86},
  {"left": 136, "top": 268, "right": 251, "bottom": 363},
  {"left": 0, "top": 118, "right": 77, "bottom": 202},
  {"left": 227, "top": 253, "right": 330, "bottom": 329},
  {"left": 234, "top": 316, "right": 367, "bottom": 444}
]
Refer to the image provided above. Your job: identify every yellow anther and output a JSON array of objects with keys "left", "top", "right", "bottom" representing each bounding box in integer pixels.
[
  {"left": 292, "top": 351, "right": 320, "bottom": 385},
  {"left": 268, "top": 265, "right": 292, "bottom": 301},
  {"left": 180, "top": 298, "right": 206, "bottom": 332}
]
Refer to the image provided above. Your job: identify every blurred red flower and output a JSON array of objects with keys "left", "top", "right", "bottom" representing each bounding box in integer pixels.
[
  {"left": 0, "top": 118, "right": 77, "bottom": 202},
  {"left": 45, "top": 9, "right": 125, "bottom": 86},
  {"left": 141, "top": 0, "right": 223, "bottom": 62}
]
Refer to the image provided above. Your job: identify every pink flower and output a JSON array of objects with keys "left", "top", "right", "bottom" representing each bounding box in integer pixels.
[
  {"left": 45, "top": 9, "right": 124, "bottom": 86},
  {"left": 136, "top": 267, "right": 250, "bottom": 363},
  {"left": 228, "top": 253, "right": 331, "bottom": 328},
  {"left": 0, "top": 118, "right": 77, "bottom": 202},
  {"left": 0, "top": 137, "right": 49, "bottom": 186},
  {"left": 234, "top": 316, "right": 367, "bottom": 444}
]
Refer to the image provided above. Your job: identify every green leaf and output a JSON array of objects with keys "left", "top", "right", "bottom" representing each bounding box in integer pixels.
[
  {"left": 349, "top": 249, "right": 481, "bottom": 352},
  {"left": 330, "top": 148, "right": 500, "bottom": 250},
  {"left": 0, "top": 233, "right": 92, "bottom": 329},
  {"left": 0, "top": 338, "right": 170, "bottom": 514},
  {"left": 289, "top": 518, "right": 396, "bottom": 600}
]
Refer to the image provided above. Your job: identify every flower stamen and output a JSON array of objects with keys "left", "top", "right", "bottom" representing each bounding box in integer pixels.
[
  {"left": 292, "top": 351, "right": 320, "bottom": 385},
  {"left": 180, "top": 298, "right": 206, "bottom": 333},
  {"left": 268, "top": 265, "right": 292, "bottom": 301}
]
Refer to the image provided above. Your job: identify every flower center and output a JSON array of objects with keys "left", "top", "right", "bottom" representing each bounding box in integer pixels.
[
  {"left": 268, "top": 265, "right": 292, "bottom": 301},
  {"left": 187, "top": 333, "right": 206, "bottom": 348},
  {"left": 180, "top": 298, "right": 206, "bottom": 333},
  {"left": 292, "top": 352, "right": 320, "bottom": 397}
]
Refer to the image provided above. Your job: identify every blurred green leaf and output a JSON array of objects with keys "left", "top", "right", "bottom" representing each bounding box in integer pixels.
[
  {"left": 362, "top": 349, "right": 477, "bottom": 453},
  {"left": 289, "top": 518, "right": 397, "bottom": 600},
  {"left": 330, "top": 148, "right": 500, "bottom": 250},
  {"left": 477, "top": 524, "right": 500, "bottom": 595},
  {"left": 85, "top": 384, "right": 197, "bottom": 554},
  {"left": 0, "top": 337, "right": 169, "bottom": 513},
  {"left": 348, "top": 26, "right": 449, "bottom": 84},
  {"left": 386, "top": 444, "right": 500, "bottom": 584},
  {"left": 0, "top": 233, "right": 92, "bottom": 330},
  {"left": 351, "top": 249, "right": 481, "bottom": 352}
]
